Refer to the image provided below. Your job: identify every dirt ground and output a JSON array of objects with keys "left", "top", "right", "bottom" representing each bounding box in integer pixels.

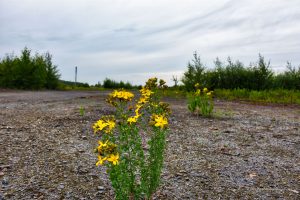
[{"left": 0, "top": 91, "right": 299, "bottom": 200}]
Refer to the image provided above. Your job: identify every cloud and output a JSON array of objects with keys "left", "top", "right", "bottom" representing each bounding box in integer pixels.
[{"left": 0, "top": 0, "right": 300, "bottom": 85}]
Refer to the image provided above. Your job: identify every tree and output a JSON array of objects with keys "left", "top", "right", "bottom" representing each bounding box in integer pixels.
[
  {"left": 253, "top": 54, "right": 273, "bottom": 90},
  {"left": 182, "top": 52, "right": 206, "bottom": 91},
  {"left": 0, "top": 47, "right": 60, "bottom": 89},
  {"left": 172, "top": 75, "right": 179, "bottom": 87},
  {"left": 44, "top": 52, "right": 60, "bottom": 89}
]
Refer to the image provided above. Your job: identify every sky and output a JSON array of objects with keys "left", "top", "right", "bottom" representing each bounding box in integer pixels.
[{"left": 1, "top": 0, "right": 300, "bottom": 85}]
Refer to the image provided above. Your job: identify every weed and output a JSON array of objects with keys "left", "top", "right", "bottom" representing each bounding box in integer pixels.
[
  {"left": 79, "top": 106, "right": 85, "bottom": 116},
  {"left": 92, "top": 78, "right": 170, "bottom": 199},
  {"left": 187, "top": 83, "right": 214, "bottom": 117}
]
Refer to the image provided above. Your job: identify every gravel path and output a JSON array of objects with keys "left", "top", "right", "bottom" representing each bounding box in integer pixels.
[{"left": 0, "top": 91, "right": 299, "bottom": 199}]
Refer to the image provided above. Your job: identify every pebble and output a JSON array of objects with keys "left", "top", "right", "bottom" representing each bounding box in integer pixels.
[
  {"left": 2, "top": 178, "right": 9, "bottom": 186},
  {"left": 81, "top": 136, "right": 87, "bottom": 140},
  {"left": 97, "top": 186, "right": 105, "bottom": 190},
  {"left": 58, "top": 184, "right": 64, "bottom": 190},
  {"left": 78, "top": 149, "right": 85, "bottom": 153}
]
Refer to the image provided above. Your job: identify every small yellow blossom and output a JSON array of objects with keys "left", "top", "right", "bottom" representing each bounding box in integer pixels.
[
  {"left": 93, "top": 119, "right": 108, "bottom": 133},
  {"left": 203, "top": 88, "right": 208, "bottom": 93},
  {"left": 138, "top": 97, "right": 148, "bottom": 104},
  {"left": 105, "top": 120, "right": 116, "bottom": 133},
  {"left": 151, "top": 114, "right": 168, "bottom": 129},
  {"left": 107, "top": 154, "right": 119, "bottom": 165},
  {"left": 135, "top": 104, "right": 142, "bottom": 114},
  {"left": 194, "top": 83, "right": 200, "bottom": 88},
  {"left": 140, "top": 87, "right": 153, "bottom": 97},
  {"left": 127, "top": 116, "right": 138, "bottom": 124},
  {"left": 98, "top": 140, "right": 108, "bottom": 147},
  {"left": 109, "top": 90, "right": 134, "bottom": 101},
  {"left": 96, "top": 155, "right": 107, "bottom": 166},
  {"left": 93, "top": 117, "right": 116, "bottom": 134},
  {"left": 207, "top": 91, "right": 213, "bottom": 97}
]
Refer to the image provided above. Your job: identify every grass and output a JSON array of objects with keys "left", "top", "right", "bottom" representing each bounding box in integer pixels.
[
  {"left": 214, "top": 89, "right": 300, "bottom": 105},
  {"left": 159, "top": 88, "right": 300, "bottom": 105},
  {"left": 158, "top": 88, "right": 186, "bottom": 99}
]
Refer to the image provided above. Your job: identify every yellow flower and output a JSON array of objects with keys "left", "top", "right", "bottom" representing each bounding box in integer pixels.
[
  {"left": 93, "top": 116, "right": 115, "bottom": 134},
  {"left": 134, "top": 104, "right": 142, "bottom": 115},
  {"left": 203, "top": 87, "right": 208, "bottom": 93},
  {"left": 207, "top": 91, "right": 213, "bottom": 97},
  {"left": 152, "top": 114, "right": 168, "bottom": 129},
  {"left": 105, "top": 120, "right": 115, "bottom": 133},
  {"left": 93, "top": 119, "right": 108, "bottom": 133},
  {"left": 97, "top": 140, "right": 108, "bottom": 152},
  {"left": 98, "top": 140, "right": 108, "bottom": 148},
  {"left": 107, "top": 153, "right": 119, "bottom": 165},
  {"left": 109, "top": 90, "right": 134, "bottom": 101},
  {"left": 140, "top": 87, "right": 153, "bottom": 97},
  {"left": 194, "top": 83, "right": 200, "bottom": 88},
  {"left": 96, "top": 155, "right": 107, "bottom": 166},
  {"left": 195, "top": 89, "right": 201, "bottom": 96},
  {"left": 127, "top": 116, "right": 138, "bottom": 124},
  {"left": 138, "top": 97, "right": 148, "bottom": 104}
]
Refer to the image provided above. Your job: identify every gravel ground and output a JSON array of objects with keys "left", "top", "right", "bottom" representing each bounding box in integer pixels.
[{"left": 0, "top": 91, "right": 299, "bottom": 199}]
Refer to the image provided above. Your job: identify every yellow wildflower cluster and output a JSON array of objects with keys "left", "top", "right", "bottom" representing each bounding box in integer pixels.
[
  {"left": 93, "top": 116, "right": 116, "bottom": 134},
  {"left": 194, "top": 83, "right": 213, "bottom": 97},
  {"left": 94, "top": 77, "right": 170, "bottom": 169},
  {"left": 127, "top": 89, "right": 149, "bottom": 124},
  {"left": 95, "top": 140, "right": 119, "bottom": 166},
  {"left": 137, "top": 87, "right": 152, "bottom": 105},
  {"left": 150, "top": 114, "right": 168, "bottom": 129},
  {"left": 107, "top": 89, "right": 134, "bottom": 106}
]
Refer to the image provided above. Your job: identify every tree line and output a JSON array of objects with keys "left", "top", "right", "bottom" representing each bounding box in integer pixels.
[
  {"left": 182, "top": 52, "right": 300, "bottom": 91},
  {"left": 0, "top": 47, "right": 60, "bottom": 89}
]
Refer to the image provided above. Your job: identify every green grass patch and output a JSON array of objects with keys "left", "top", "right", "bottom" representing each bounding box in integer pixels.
[
  {"left": 158, "top": 88, "right": 187, "bottom": 99},
  {"left": 214, "top": 89, "right": 300, "bottom": 105}
]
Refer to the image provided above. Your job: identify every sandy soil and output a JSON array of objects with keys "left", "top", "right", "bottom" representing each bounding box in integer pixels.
[{"left": 0, "top": 91, "right": 299, "bottom": 199}]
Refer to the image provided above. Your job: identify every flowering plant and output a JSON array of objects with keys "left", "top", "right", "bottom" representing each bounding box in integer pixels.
[
  {"left": 188, "top": 83, "right": 214, "bottom": 116},
  {"left": 93, "top": 78, "right": 170, "bottom": 199}
]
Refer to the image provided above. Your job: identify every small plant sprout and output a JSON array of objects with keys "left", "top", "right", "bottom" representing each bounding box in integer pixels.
[
  {"left": 79, "top": 106, "right": 85, "bottom": 116},
  {"left": 93, "top": 77, "right": 170, "bottom": 199}
]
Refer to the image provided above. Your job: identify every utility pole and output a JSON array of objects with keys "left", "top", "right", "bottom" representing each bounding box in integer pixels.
[{"left": 75, "top": 66, "right": 77, "bottom": 87}]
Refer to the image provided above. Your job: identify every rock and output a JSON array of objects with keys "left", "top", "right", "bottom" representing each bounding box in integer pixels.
[
  {"left": 78, "top": 149, "right": 85, "bottom": 153},
  {"left": 81, "top": 136, "right": 87, "bottom": 140},
  {"left": 97, "top": 186, "right": 105, "bottom": 190},
  {"left": 0, "top": 165, "right": 11, "bottom": 169},
  {"left": 2, "top": 178, "right": 9, "bottom": 186},
  {"left": 58, "top": 184, "right": 64, "bottom": 190}
]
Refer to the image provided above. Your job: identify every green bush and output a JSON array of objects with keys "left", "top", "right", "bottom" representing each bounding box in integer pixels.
[
  {"left": 214, "top": 89, "right": 300, "bottom": 105},
  {"left": 0, "top": 47, "right": 60, "bottom": 89},
  {"left": 182, "top": 52, "right": 299, "bottom": 91},
  {"left": 103, "top": 78, "right": 134, "bottom": 89}
]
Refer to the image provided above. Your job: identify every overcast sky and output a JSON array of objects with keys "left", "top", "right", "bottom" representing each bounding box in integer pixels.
[{"left": 1, "top": 0, "right": 300, "bottom": 85}]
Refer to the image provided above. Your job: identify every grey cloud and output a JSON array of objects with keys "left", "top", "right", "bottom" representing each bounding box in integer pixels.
[{"left": 1, "top": 0, "right": 300, "bottom": 85}]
